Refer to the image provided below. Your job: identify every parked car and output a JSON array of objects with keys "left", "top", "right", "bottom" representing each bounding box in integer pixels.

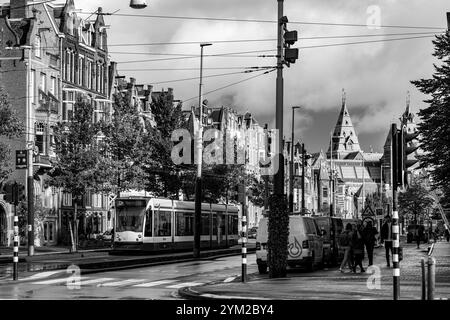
[
  {"left": 248, "top": 227, "right": 258, "bottom": 239},
  {"left": 256, "top": 215, "right": 324, "bottom": 274},
  {"left": 407, "top": 225, "right": 428, "bottom": 243},
  {"left": 313, "top": 216, "right": 344, "bottom": 266}
]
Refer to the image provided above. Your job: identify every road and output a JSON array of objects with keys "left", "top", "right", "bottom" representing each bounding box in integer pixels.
[{"left": 0, "top": 253, "right": 258, "bottom": 300}]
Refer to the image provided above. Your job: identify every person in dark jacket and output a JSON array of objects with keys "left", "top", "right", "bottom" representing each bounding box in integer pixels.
[
  {"left": 352, "top": 222, "right": 365, "bottom": 273},
  {"left": 362, "top": 220, "right": 378, "bottom": 266},
  {"left": 417, "top": 226, "right": 424, "bottom": 249},
  {"left": 339, "top": 223, "right": 354, "bottom": 273},
  {"left": 380, "top": 216, "right": 393, "bottom": 267}
]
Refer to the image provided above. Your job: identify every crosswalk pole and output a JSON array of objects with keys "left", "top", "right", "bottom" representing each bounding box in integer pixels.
[
  {"left": 13, "top": 204, "right": 19, "bottom": 281},
  {"left": 392, "top": 206, "right": 400, "bottom": 300},
  {"left": 242, "top": 215, "right": 247, "bottom": 283}
]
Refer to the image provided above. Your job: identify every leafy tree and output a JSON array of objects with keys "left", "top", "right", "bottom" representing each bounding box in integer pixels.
[
  {"left": 398, "top": 177, "right": 434, "bottom": 225},
  {"left": 0, "top": 87, "right": 24, "bottom": 182},
  {"left": 49, "top": 98, "right": 106, "bottom": 251},
  {"left": 101, "top": 92, "right": 153, "bottom": 195},
  {"left": 143, "top": 91, "right": 185, "bottom": 198},
  {"left": 411, "top": 31, "right": 450, "bottom": 206}
]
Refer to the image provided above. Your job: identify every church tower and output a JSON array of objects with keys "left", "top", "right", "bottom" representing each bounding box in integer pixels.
[{"left": 327, "top": 89, "right": 361, "bottom": 159}]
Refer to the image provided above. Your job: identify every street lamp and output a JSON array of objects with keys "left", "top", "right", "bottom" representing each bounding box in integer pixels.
[
  {"left": 289, "top": 106, "right": 301, "bottom": 212},
  {"left": 194, "top": 43, "right": 212, "bottom": 259},
  {"left": 130, "top": 0, "right": 148, "bottom": 9}
]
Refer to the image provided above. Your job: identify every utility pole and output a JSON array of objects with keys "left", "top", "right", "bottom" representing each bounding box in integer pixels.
[
  {"left": 194, "top": 43, "right": 212, "bottom": 259},
  {"left": 392, "top": 123, "right": 400, "bottom": 300},
  {"left": 274, "top": 0, "right": 284, "bottom": 196},
  {"left": 329, "top": 132, "right": 334, "bottom": 217},
  {"left": 289, "top": 106, "right": 300, "bottom": 212}
]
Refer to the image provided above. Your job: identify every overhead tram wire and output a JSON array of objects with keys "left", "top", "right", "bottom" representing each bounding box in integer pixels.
[
  {"left": 181, "top": 68, "right": 276, "bottom": 104},
  {"left": 117, "top": 66, "right": 276, "bottom": 72},
  {"left": 79, "top": 12, "right": 445, "bottom": 30}
]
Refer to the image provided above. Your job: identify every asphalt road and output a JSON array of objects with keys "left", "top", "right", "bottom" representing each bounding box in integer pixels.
[{"left": 0, "top": 253, "right": 258, "bottom": 300}]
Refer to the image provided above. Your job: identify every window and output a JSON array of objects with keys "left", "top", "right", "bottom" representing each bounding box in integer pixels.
[
  {"left": 31, "top": 69, "right": 36, "bottom": 104},
  {"left": 201, "top": 214, "right": 210, "bottom": 235},
  {"left": 50, "top": 77, "right": 56, "bottom": 95},
  {"left": 39, "top": 73, "right": 46, "bottom": 91},
  {"left": 35, "top": 122, "right": 46, "bottom": 155},
  {"left": 34, "top": 35, "right": 41, "bottom": 58},
  {"left": 63, "top": 193, "right": 72, "bottom": 206},
  {"left": 175, "top": 211, "right": 194, "bottom": 236},
  {"left": 323, "top": 188, "right": 328, "bottom": 198},
  {"left": 144, "top": 209, "right": 152, "bottom": 237},
  {"left": 228, "top": 215, "right": 238, "bottom": 235},
  {"left": 154, "top": 210, "right": 171, "bottom": 237}
]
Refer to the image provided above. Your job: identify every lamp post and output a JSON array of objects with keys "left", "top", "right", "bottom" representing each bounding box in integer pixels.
[
  {"left": 194, "top": 43, "right": 212, "bottom": 259},
  {"left": 289, "top": 106, "right": 301, "bottom": 212}
]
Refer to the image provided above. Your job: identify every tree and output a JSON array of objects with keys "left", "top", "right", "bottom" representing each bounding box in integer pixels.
[
  {"left": 49, "top": 98, "right": 107, "bottom": 251},
  {"left": 411, "top": 31, "right": 450, "bottom": 207},
  {"left": 143, "top": 91, "right": 185, "bottom": 198},
  {"left": 0, "top": 87, "right": 24, "bottom": 182},
  {"left": 398, "top": 177, "right": 434, "bottom": 225},
  {"left": 101, "top": 92, "right": 154, "bottom": 195}
]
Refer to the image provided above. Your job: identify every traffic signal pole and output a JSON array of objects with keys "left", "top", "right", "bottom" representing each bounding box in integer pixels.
[
  {"left": 391, "top": 123, "right": 400, "bottom": 300},
  {"left": 274, "top": 0, "right": 284, "bottom": 196},
  {"left": 13, "top": 183, "right": 19, "bottom": 280}
]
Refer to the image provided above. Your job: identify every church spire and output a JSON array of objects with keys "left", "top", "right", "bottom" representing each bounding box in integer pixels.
[{"left": 327, "top": 89, "right": 361, "bottom": 159}]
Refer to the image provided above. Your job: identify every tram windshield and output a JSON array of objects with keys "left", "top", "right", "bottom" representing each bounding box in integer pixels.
[{"left": 115, "top": 199, "right": 147, "bottom": 232}]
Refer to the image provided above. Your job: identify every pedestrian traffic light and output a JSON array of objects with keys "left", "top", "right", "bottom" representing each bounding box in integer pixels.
[
  {"left": 16, "top": 184, "right": 26, "bottom": 205},
  {"left": 391, "top": 124, "right": 404, "bottom": 189},
  {"left": 2, "top": 181, "right": 14, "bottom": 204}
]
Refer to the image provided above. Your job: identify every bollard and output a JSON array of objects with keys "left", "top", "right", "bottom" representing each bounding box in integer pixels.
[
  {"left": 421, "top": 258, "right": 426, "bottom": 300},
  {"left": 13, "top": 209, "right": 19, "bottom": 281},
  {"left": 241, "top": 215, "right": 247, "bottom": 283},
  {"left": 427, "top": 257, "right": 436, "bottom": 300}
]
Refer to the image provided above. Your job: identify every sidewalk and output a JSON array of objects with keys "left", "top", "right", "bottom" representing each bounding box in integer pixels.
[{"left": 179, "top": 241, "right": 450, "bottom": 300}]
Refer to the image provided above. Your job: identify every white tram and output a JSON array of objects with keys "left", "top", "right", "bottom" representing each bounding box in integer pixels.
[{"left": 112, "top": 197, "right": 240, "bottom": 252}]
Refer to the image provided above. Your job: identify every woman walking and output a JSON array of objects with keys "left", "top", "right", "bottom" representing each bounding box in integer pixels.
[
  {"left": 362, "top": 220, "right": 378, "bottom": 266},
  {"left": 339, "top": 223, "right": 354, "bottom": 273}
]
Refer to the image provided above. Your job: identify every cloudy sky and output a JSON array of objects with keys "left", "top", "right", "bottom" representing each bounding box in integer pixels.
[{"left": 75, "top": 0, "right": 450, "bottom": 153}]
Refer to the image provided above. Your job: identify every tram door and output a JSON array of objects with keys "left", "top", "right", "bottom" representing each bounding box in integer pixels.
[
  {"left": 0, "top": 205, "right": 6, "bottom": 246},
  {"left": 43, "top": 221, "right": 57, "bottom": 245}
]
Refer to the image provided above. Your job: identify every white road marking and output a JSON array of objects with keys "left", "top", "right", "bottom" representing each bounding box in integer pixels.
[
  {"left": 22, "top": 271, "right": 63, "bottom": 281},
  {"left": 81, "top": 278, "right": 116, "bottom": 285},
  {"left": 98, "top": 279, "right": 145, "bottom": 287},
  {"left": 32, "top": 277, "right": 79, "bottom": 285},
  {"left": 224, "top": 277, "right": 236, "bottom": 283},
  {"left": 133, "top": 280, "right": 177, "bottom": 288},
  {"left": 166, "top": 282, "right": 204, "bottom": 289}
]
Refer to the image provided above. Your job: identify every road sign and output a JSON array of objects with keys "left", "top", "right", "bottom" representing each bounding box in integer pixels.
[{"left": 16, "top": 150, "right": 27, "bottom": 169}]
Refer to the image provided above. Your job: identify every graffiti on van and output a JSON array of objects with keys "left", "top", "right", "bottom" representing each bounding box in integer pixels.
[{"left": 288, "top": 237, "right": 302, "bottom": 258}]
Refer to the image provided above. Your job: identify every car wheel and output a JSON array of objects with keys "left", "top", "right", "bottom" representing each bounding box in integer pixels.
[{"left": 258, "top": 264, "right": 268, "bottom": 274}]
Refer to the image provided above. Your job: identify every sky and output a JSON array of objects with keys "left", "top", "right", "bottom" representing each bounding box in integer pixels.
[{"left": 73, "top": 0, "right": 450, "bottom": 154}]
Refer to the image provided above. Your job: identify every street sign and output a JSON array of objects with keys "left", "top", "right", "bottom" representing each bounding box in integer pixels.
[{"left": 16, "top": 150, "right": 27, "bottom": 169}]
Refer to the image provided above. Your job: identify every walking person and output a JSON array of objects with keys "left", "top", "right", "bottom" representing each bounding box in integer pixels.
[
  {"left": 417, "top": 226, "right": 424, "bottom": 249},
  {"left": 352, "top": 222, "right": 365, "bottom": 273},
  {"left": 362, "top": 220, "right": 378, "bottom": 267},
  {"left": 339, "top": 223, "right": 354, "bottom": 273},
  {"left": 380, "top": 215, "right": 393, "bottom": 268}
]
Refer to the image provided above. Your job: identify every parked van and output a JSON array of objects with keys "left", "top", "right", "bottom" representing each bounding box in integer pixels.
[
  {"left": 313, "top": 217, "right": 344, "bottom": 266},
  {"left": 256, "top": 215, "right": 324, "bottom": 274}
]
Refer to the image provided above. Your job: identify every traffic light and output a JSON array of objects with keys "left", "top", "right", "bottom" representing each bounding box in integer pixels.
[
  {"left": 281, "top": 16, "right": 299, "bottom": 67},
  {"left": 2, "top": 181, "right": 25, "bottom": 205},
  {"left": 392, "top": 124, "right": 404, "bottom": 189},
  {"left": 16, "top": 184, "right": 26, "bottom": 205},
  {"left": 3, "top": 181, "right": 14, "bottom": 204},
  {"left": 402, "top": 125, "right": 420, "bottom": 186}
]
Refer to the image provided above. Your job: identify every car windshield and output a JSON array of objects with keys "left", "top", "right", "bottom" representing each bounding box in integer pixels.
[{"left": 115, "top": 199, "right": 147, "bottom": 232}]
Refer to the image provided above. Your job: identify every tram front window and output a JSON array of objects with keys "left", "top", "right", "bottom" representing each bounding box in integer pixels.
[{"left": 115, "top": 200, "right": 147, "bottom": 233}]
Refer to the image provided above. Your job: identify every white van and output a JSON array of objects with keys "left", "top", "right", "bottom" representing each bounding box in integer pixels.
[{"left": 256, "top": 215, "right": 324, "bottom": 274}]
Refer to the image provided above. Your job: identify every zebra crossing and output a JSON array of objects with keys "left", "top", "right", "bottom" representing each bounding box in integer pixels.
[{"left": 29, "top": 276, "right": 206, "bottom": 290}]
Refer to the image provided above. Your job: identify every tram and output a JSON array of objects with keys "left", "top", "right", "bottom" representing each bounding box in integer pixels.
[{"left": 112, "top": 197, "right": 240, "bottom": 252}]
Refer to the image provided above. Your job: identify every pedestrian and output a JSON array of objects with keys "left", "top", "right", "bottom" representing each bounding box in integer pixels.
[
  {"left": 352, "top": 222, "right": 365, "bottom": 273},
  {"left": 339, "top": 223, "right": 354, "bottom": 273},
  {"left": 362, "top": 220, "right": 378, "bottom": 267},
  {"left": 417, "top": 226, "right": 424, "bottom": 249},
  {"left": 380, "top": 216, "right": 393, "bottom": 268}
]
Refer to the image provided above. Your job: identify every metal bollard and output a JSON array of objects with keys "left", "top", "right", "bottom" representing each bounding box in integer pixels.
[
  {"left": 241, "top": 215, "right": 247, "bottom": 283},
  {"left": 427, "top": 257, "right": 436, "bottom": 300},
  {"left": 421, "top": 258, "right": 426, "bottom": 300}
]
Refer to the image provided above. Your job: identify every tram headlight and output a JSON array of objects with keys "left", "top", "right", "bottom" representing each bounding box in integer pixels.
[{"left": 138, "top": 234, "right": 142, "bottom": 239}]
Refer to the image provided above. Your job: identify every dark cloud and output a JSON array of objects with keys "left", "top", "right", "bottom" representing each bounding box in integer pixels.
[{"left": 79, "top": 0, "right": 450, "bottom": 152}]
